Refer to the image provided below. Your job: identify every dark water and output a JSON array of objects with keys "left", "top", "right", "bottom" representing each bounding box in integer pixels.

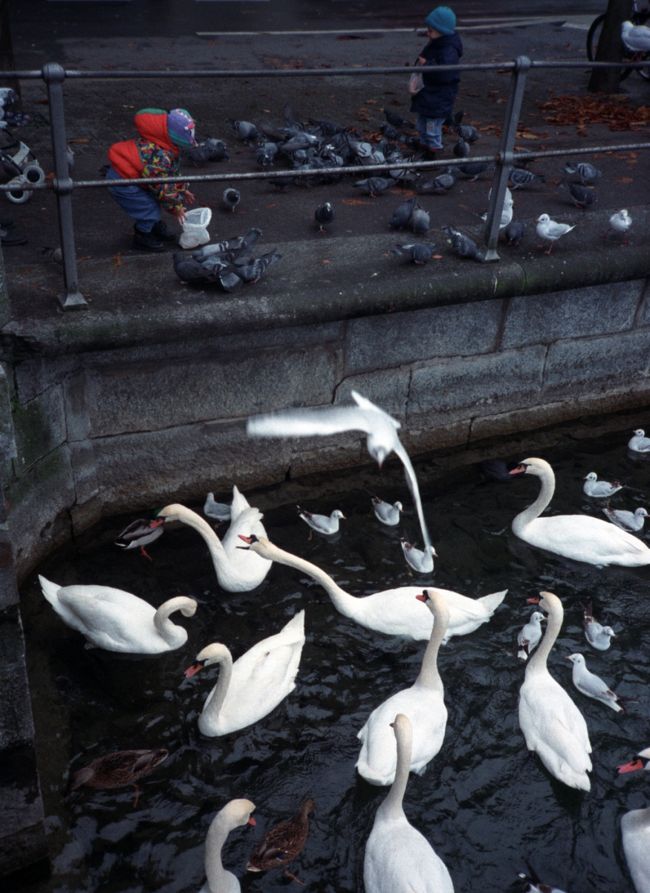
[{"left": 21, "top": 424, "right": 650, "bottom": 893}]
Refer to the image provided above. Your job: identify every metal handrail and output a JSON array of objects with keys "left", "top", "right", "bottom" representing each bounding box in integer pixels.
[{"left": 1, "top": 55, "right": 648, "bottom": 309}]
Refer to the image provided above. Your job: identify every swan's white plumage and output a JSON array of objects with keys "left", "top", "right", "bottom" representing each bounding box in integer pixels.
[
  {"left": 363, "top": 713, "right": 454, "bottom": 893},
  {"left": 199, "top": 799, "right": 256, "bottom": 893},
  {"left": 189, "top": 611, "right": 305, "bottom": 736},
  {"left": 39, "top": 575, "right": 197, "bottom": 654},
  {"left": 518, "top": 592, "right": 592, "bottom": 791},
  {"left": 622, "top": 807, "right": 650, "bottom": 893},
  {"left": 242, "top": 536, "right": 506, "bottom": 642},
  {"left": 357, "top": 590, "right": 448, "bottom": 785},
  {"left": 511, "top": 457, "right": 650, "bottom": 567},
  {"left": 157, "top": 500, "right": 271, "bottom": 592}
]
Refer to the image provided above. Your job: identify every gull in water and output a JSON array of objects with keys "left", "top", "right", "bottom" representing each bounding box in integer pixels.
[
  {"left": 247, "top": 391, "right": 434, "bottom": 566},
  {"left": 567, "top": 653, "right": 625, "bottom": 712},
  {"left": 371, "top": 496, "right": 403, "bottom": 527},
  {"left": 516, "top": 610, "right": 545, "bottom": 662},
  {"left": 298, "top": 506, "right": 345, "bottom": 537},
  {"left": 536, "top": 213, "right": 575, "bottom": 254},
  {"left": 582, "top": 471, "right": 623, "bottom": 498},
  {"left": 628, "top": 428, "right": 650, "bottom": 453},
  {"left": 401, "top": 538, "right": 436, "bottom": 574},
  {"left": 603, "top": 505, "right": 648, "bottom": 533},
  {"left": 582, "top": 600, "right": 615, "bottom": 651}
]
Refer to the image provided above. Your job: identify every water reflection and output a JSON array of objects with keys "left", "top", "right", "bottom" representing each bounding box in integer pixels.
[{"left": 22, "top": 424, "right": 650, "bottom": 892}]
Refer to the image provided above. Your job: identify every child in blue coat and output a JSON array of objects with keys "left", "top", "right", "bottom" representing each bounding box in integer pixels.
[{"left": 411, "top": 6, "right": 463, "bottom": 156}]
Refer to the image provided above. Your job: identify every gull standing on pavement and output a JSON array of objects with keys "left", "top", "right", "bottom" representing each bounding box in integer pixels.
[
  {"left": 567, "top": 653, "right": 625, "bottom": 712},
  {"left": 248, "top": 391, "right": 435, "bottom": 567},
  {"left": 536, "top": 213, "right": 575, "bottom": 254},
  {"left": 608, "top": 208, "right": 632, "bottom": 240}
]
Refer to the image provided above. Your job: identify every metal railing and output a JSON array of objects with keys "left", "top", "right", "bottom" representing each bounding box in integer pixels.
[{"left": 2, "top": 56, "right": 649, "bottom": 310}]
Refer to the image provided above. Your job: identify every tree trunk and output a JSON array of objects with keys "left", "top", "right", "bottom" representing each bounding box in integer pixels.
[{"left": 588, "top": 0, "right": 634, "bottom": 93}]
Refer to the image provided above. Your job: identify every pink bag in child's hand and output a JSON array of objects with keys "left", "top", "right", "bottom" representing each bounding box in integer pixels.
[{"left": 408, "top": 71, "right": 424, "bottom": 95}]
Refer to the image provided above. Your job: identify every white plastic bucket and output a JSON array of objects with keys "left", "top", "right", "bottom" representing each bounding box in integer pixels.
[{"left": 179, "top": 206, "right": 212, "bottom": 249}]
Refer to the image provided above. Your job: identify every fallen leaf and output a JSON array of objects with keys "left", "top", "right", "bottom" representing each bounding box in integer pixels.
[
  {"left": 113, "top": 253, "right": 123, "bottom": 267},
  {"left": 320, "top": 258, "right": 332, "bottom": 264},
  {"left": 616, "top": 176, "right": 634, "bottom": 184},
  {"left": 342, "top": 198, "right": 370, "bottom": 206},
  {"left": 69, "top": 137, "right": 90, "bottom": 144},
  {"left": 517, "top": 129, "right": 548, "bottom": 140},
  {"left": 433, "top": 254, "right": 444, "bottom": 259}
]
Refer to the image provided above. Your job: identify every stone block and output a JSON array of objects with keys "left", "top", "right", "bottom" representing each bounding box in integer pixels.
[
  {"left": 0, "top": 609, "right": 35, "bottom": 748},
  {"left": 409, "top": 346, "right": 546, "bottom": 417},
  {"left": 14, "top": 355, "right": 77, "bottom": 404},
  {"left": 0, "top": 744, "right": 47, "bottom": 877},
  {"left": 12, "top": 386, "right": 66, "bottom": 473},
  {"left": 84, "top": 346, "right": 340, "bottom": 438},
  {"left": 335, "top": 368, "right": 411, "bottom": 419},
  {"left": 501, "top": 281, "right": 642, "bottom": 349},
  {"left": 345, "top": 299, "right": 502, "bottom": 374},
  {"left": 0, "top": 363, "right": 17, "bottom": 487},
  {"left": 63, "top": 371, "right": 91, "bottom": 441},
  {"left": 543, "top": 329, "right": 650, "bottom": 392}
]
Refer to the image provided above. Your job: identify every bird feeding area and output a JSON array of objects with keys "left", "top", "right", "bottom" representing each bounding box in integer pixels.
[{"left": 21, "top": 422, "right": 650, "bottom": 893}]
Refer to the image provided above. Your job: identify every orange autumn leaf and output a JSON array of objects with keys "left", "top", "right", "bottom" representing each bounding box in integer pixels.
[
  {"left": 616, "top": 176, "right": 634, "bottom": 184},
  {"left": 113, "top": 253, "right": 123, "bottom": 267},
  {"left": 320, "top": 258, "right": 332, "bottom": 265},
  {"left": 342, "top": 198, "right": 370, "bottom": 206}
]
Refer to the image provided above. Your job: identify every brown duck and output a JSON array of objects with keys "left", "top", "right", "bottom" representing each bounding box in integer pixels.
[
  {"left": 70, "top": 748, "right": 169, "bottom": 807},
  {"left": 247, "top": 797, "right": 315, "bottom": 885}
]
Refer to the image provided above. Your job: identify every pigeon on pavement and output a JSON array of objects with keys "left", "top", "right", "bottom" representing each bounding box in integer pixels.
[
  {"left": 222, "top": 187, "right": 241, "bottom": 212},
  {"left": 563, "top": 161, "right": 601, "bottom": 185},
  {"left": 508, "top": 167, "right": 545, "bottom": 189},
  {"left": 453, "top": 137, "right": 470, "bottom": 158},
  {"left": 536, "top": 213, "right": 575, "bottom": 254},
  {"left": 567, "top": 182, "right": 597, "bottom": 209},
  {"left": 458, "top": 161, "right": 489, "bottom": 180},
  {"left": 503, "top": 220, "right": 525, "bottom": 247},
  {"left": 442, "top": 225, "right": 485, "bottom": 261},
  {"left": 410, "top": 206, "right": 430, "bottom": 235},
  {"left": 353, "top": 176, "right": 393, "bottom": 196},
  {"left": 389, "top": 197, "right": 418, "bottom": 230},
  {"left": 314, "top": 201, "right": 335, "bottom": 233},
  {"left": 392, "top": 242, "right": 437, "bottom": 265},
  {"left": 230, "top": 119, "right": 259, "bottom": 141}
]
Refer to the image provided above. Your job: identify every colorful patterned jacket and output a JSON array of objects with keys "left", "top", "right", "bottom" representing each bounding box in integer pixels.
[{"left": 108, "top": 108, "right": 190, "bottom": 214}]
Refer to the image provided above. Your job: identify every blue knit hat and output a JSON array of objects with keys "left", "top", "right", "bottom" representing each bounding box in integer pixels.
[
  {"left": 425, "top": 6, "right": 456, "bottom": 35},
  {"left": 167, "top": 108, "right": 197, "bottom": 147}
]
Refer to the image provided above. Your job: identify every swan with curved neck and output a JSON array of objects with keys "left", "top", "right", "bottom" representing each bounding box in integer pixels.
[
  {"left": 510, "top": 458, "right": 650, "bottom": 567},
  {"left": 200, "top": 799, "right": 256, "bottom": 893},
  {"left": 357, "top": 590, "right": 449, "bottom": 785},
  {"left": 618, "top": 747, "right": 650, "bottom": 893},
  {"left": 184, "top": 610, "right": 305, "bottom": 736},
  {"left": 39, "top": 575, "right": 197, "bottom": 654},
  {"left": 157, "top": 500, "right": 271, "bottom": 592},
  {"left": 238, "top": 535, "right": 506, "bottom": 642},
  {"left": 518, "top": 591, "right": 592, "bottom": 791},
  {"left": 363, "top": 713, "right": 454, "bottom": 893}
]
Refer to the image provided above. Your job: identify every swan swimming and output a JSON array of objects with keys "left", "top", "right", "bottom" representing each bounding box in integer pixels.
[{"left": 199, "top": 799, "right": 256, "bottom": 893}]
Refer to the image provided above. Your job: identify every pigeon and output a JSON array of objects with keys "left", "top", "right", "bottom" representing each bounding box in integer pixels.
[
  {"left": 508, "top": 167, "right": 545, "bottom": 189},
  {"left": 234, "top": 250, "right": 282, "bottom": 283},
  {"left": 173, "top": 252, "right": 228, "bottom": 284},
  {"left": 417, "top": 168, "right": 458, "bottom": 194},
  {"left": 192, "top": 228, "right": 262, "bottom": 262},
  {"left": 383, "top": 108, "right": 414, "bottom": 129},
  {"left": 582, "top": 600, "right": 616, "bottom": 651},
  {"left": 392, "top": 242, "right": 436, "bottom": 265},
  {"left": 203, "top": 492, "right": 231, "bottom": 522},
  {"left": 401, "top": 539, "right": 436, "bottom": 574},
  {"left": 536, "top": 213, "right": 575, "bottom": 254},
  {"left": 516, "top": 610, "right": 545, "bottom": 661},
  {"left": 608, "top": 208, "right": 632, "bottom": 240},
  {"left": 298, "top": 506, "right": 346, "bottom": 536},
  {"left": 458, "top": 161, "right": 489, "bottom": 181},
  {"left": 453, "top": 137, "right": 470, "bottom": 158},
  {"left": 582, "top": 471, "right": 623, "bottom": 498},
  {"left": 256, "top": 142, "right": 279, "bottom": 168},
  {"left": 380, "top": 123, "right": 401, "bottom": 141},
  {"left": 567, "top": 182, "right": 597, "bottom": 210},
  {"left": 230, "top": 119, "right": 259, "bottom": 142},
  {"left": 442, "top": 225, "right": 485, "bottom": 261},
  {"left": 247, "top": 390, "right": 434, "bottom": 563},
  {"left": 454, "top": 122, "right": 479, "bottom": 143},
  {"left": 621, "top": 20, "right": 650, "bottom": 53},
  {"left": 353, "top": 176, "right": 393, "bottom": 196},
  {"left": 602, "top": 506, "right": 648, "bottom": 533},
  {"left": 563, "top": 161, "right": 601, "bottom": 185},
  {"left": 114, "top": 517, "right": 164, "bottom": 561},
  {"left": 222, "top": 187, "right": 241, "bottom": 212},
  {"left": 371, "top": 496, "right": 403, "bottom": 526},
  {"left": 503, "top": 220, "right": 525, "bottom": 247},
  {"left": 410, "top": 206, "right": 430, "bottom": 235},
  {"left": 186, "top": 138, "right": 229, "bottom": 165},
  {"left": 314, "top": 201, "right": 335, "bottom": 233},
  {"left": 628, "top": 428, "right": 650, "bottom": 452},
  {"left": 567, "top": 653, "right": 625, "bottom": 713},
  {"left": 389, "top": 197, "right": 418, "bottom": 230}
]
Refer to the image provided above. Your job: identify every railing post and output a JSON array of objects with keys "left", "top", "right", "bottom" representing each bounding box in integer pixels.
[
  {"left": 42, "top": 62, "right": 87, "bottom": 309},
  {"left": 482, "top": 55, "right": 531, "bottom": 262}
]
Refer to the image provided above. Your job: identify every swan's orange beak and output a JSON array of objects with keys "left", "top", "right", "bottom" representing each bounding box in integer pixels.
[
  {"left": 509, "top": 464, "right": 526, "bottom": 476},
  {"left": 247, "top": 816, "right": 256, "bottom": 826},
  {"left": 617, "top": 758, "right": 644, "bottom": 774},
  {"left": 184, "top": 662, "right": 203, "bottom": 679},
  {"left": 239, "top": 534, "right": 254, "bottom": 543},
  {"left": 415, "top": 592, "right": 428, "bottom": 602},
  {"left": 527, "top": 596, "right": 541, "bottom": 605}
]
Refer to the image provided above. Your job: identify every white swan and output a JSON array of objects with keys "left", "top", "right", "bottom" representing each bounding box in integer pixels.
[
  {"left": 157, "top": 502, "right": 271, "bottom": 592},
  {"left": 199, "top": 798, "right": 256, "bottom": 893},
  {"left": 363, "top": 713, "right": 454, "bottom": 893},
  {"left": 39, "top": 575, "right": 197, "bottom": 654},
  {"left": 510, "top": 457, "right": 650, "bottom": 567},
  {"left": 357, "top": 590, "right": 448, "bottom": 785},
  {"left": 618, "top": 747, "right": 650, "bottom": 893},
  {"left": 238, "top": 535, "right": 506, "bottom": 642},
  {"left": 184, "top": 610, "right": 305, "bottom": 736},
  {"left": 518, "top": 591, "right": 592, "bottom": 791}
]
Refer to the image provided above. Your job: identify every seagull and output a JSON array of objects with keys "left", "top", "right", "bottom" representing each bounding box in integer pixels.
[
  {"left": 297, "top": 506, "right": 345, "bottom": 536},
  {"left": 371, "top": 496, "right": 403, "bottom": 526},
  {"left": 203, "top": 492, "right": 231, "bottom": 522},
  {"left": 516, "top": 610, "right": 545, "bottom": 661},
  {"left": 314, "top": 201, "right": 335, "bottom": 233},
  {"left": 608, "top": 208, "right": 632, "bottom": 241},
  {"left": 582, "top": 471, "right": 623, "bottom": 498},
  {"left": 247, "top": 391, "right": 434, "bottom": 562},
  {"left": 628, "top": 428, "right": 650, "bottom": 453},
  {"left": 222, "top": 188, "right": 241, "bottom": 213},
  {"left": 603, "top": 506, "right": 648, "bottom": 533},
  {"left": 567, "top": 653, "right": 625, "bottom": 712},
  {"left": 536, "top": 213, "right": 575, "bottom": 254},
  {"left": 401, "top": 540, "right": 436, "bottom": 573},
  {"left": 582, "top": 600, "right": 616, "bottom": 651},
  {"left": 621, "top": 20, "right": 650, "bottom": 53},
  {"left": 563, "top": 161, "right": 601, "bottom": 185}
]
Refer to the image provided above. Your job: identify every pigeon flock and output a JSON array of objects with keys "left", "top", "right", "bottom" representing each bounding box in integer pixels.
[{"left": 172, "top": 103, "right": 633, "bottom": 290}]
